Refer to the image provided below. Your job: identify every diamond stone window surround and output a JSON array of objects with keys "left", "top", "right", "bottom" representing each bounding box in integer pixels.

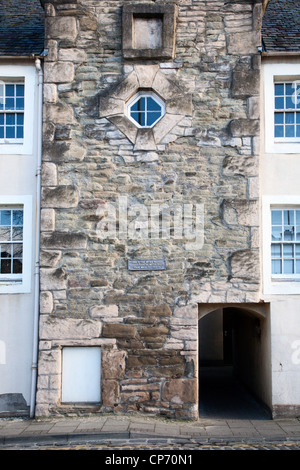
[{"left": 99, "top": 65, "right": 192, "bottom": 151}]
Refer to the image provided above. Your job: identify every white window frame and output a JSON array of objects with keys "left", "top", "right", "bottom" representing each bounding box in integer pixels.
[
  {"left": 126, "top": 91, "right": 165, "bottom": 129},
  {"left": 262, "top": 196, "right": 300, "bottom": 295},
  {"left": 264, "top": 62, "right": 300, "bottom": 154},
  {"left": 0, "top": 195, "right": 32, "bottom": 294},
  {"left": 0, "top": 65, "right": 35, "bottom": 155}
]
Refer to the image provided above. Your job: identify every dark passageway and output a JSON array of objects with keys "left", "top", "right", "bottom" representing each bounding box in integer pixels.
[{"left": 199, "top": 366, "right": 271, "bottom": 420}]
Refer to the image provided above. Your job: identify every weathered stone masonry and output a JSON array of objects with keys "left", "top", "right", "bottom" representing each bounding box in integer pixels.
[{"left": 36, "top": 0, "right": 263, "bottom": 418}]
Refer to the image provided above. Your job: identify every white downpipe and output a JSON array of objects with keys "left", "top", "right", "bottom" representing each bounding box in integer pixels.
[{"left": 30, "top": 57, "right": 43, "bottom": 418}]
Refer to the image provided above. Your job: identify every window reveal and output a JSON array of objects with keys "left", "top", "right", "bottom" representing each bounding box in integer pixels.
[
  {"left": 271, "top": 209, "right": 300, "bottom": 276},
  {"left": 0, "top": 208, "right": 23, "bottom": 277},
  {"left": 0, "top": 82, "right": 24, "bottom": 141}
]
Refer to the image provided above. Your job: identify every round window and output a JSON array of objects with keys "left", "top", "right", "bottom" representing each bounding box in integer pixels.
[{"left": 127, "top": 92, "right": 165, "bottom": 128}]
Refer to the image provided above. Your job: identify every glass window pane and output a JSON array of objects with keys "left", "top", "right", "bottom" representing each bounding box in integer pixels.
[
  {"left": 275, "top": 113, "right": 284, "bottom": 124},
  {"left": 13, "top": 210, "right": 23, "bottom": 226},
  {"left": 13, "top": 244, "right": 23, "bottom": 258},
  {"left": 283, "top": 244, "right": 294, "bottom": 258},
  {"left": 0, "top": 227, "right": 11, "bottom": 241},
  {"left": 131, "top": 111, "right": 145, "bottom": 126},
  {"left": 147, "top": 97, "right": 161, "bottom": 111},
  {"left": 285, "top": 83, "right": 294, "bottom": 95},
  {"left": 272, "top": 210, "right": 282, "bottom": 225},
  {"left": 275, "top": 84, "right": 284, "bottom": 95},
  {"left": 1, "top": 244, "right": 11, "bottom": 258},
  {"left": 1, "top": 259, "right": 11, "bottom": 274},
  {"left": 284, "top": 210, "right": 294, "bottom": 225},
  {"left": 272, "top": 226, "right": 283, "bottom": 241},
  {"left": 285, "top": 125, "right": 295, "bottom": 138},
  {"left": 271, "top": 244, "right": 281, "bottom": 258},
  {"left": 13, "top": 259, "right": 22, "bottom": 274},
  {"left": 296, "top": 227, "right": 300, "bottom": 241},
  {"left": 16, "top": 98, "right": 24, "bottom": 110},
  {"left": 295, "top": 244, "right": 300, "bottom": 256},
  {"left": 16, "top": 126, "right": 23, "bottom": 139},
  {"left": 12, "top": 227, "right": 23, "bottom": 241},
  {"left": 272, "top": 259, "right": 282, "bottom": 274},
  {"left": 0, "top": 210, "right": 11, "bottom": 225},
  {"left": 275, "top": 96, "right": 284, "bottom": 109},
  {"left": 5, "top": 84, "right": 14, "bottom": 97},
  {"left": 6, "top": 114, "right": 15, "bottom": 125},
  {"left": 283, "top": 259, "right": 294, "bottom": 274},
  {"left": 16, "top": 84, "right": 24, "bottom": 97},
  {"left": 0, "top": 126, "right": 4, "bottom": 138},
  {"left": 275, "top": 126, "right": 284, "bottom": 137},
  {"left": 285, "top": 112, "right": 295, "bottom": 124},
  {"left": 6, "top": 126, "right": 15, "bottom": 139},
  {"left": 5, "top": 98, "right": 14, "bottom": 110},
  {"left": 286, "top": 96, "right": 295, "bottom": 109},
  {"left": 284, "top": 226, "right": 294, "bottom": 241},
  {"left": 147, "top": 111, "right": 161, "bottom": 126}
]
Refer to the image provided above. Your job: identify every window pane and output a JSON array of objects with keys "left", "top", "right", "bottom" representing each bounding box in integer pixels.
[
  {"left": 16, "top": 126, "right": 23, "bottom": 139},
  {"left": 0, "top": 227, "right": 11, "bottom": 241},
  {"left": 147, "top": 97, "right": 161, "bottom": 111},
  {"left": 13, "top": 259, "right": 22, "bottom": 274},
  {"left": 12, "top": 227, "right": 23, "bottom": 241},
  {"left": 284, "top": 226, "right": 294, "bottom": 241},
  {"left": 1, "top": 244, "right": 11, "bottom": 258},
  {"left": 283, "top": 259, "right": 294, "bottom": 274},
  {"left": 6, "top": 114, "right": 15, "bottom": 125},
  {"left": 275, "top": 113, "right": 284, "bottom": 124},
  {"left": 13, "top": 244, "right": 23, "bottom": 258},
  {"left": 16, "top": 98, "right": 24, "bottom": 110},
  {"left": 272, "top": 226, "right": 283, "bottom": 241},
  {"left": 13, "top": 210, "right": 23, "bottom": 225},
  {"left": 275, "top": 96, "right": 284, "bottom": 109},
  {"left": 1, "top": 259, "right": 11, "bottom": 274},
  {"left": 275, "top": 84, "right": 284, "bottom": 95},
  {"left": 5, "top": 84, "right": 14, "bottom": 97},
  {"left": 283, "top": 244, "right": 294, "bottom": 258},
  {"left": 5, "top": 98, "right": 14, "bottom": 110},
  {"left": 0, "top": 210, "right": 11, "bottom": 225},
  {"left": 275, "top": 125, "right": 284, "bottom": 137},
  {"left": 271, "top": 244, "right": 281, "bottom": 258},
  {"left": 272, "top": 259, "right": 282, "bottom": 274},
  {"left": 296, "top": 227, "right": 300, "bottom": 241},
  {"left": 285, "top": 83, "right": 294, "bottom": 96},
  {"left": 284, "top": 210, "right": 294, "bottom": 225},
  {"left": 272, "top": 210, "right": 282, "bottom": 224},
  {"left": 286, "top": 125, "right": 295, "bottom": 137},
  {"left": 147, "top": 111, "right": 161, "bottom": 126},
  {"left": 286, "top": 96, "right": 295, "bottom": 109},
  {"left": 16, "top": 84, "right": 24, "bottom": 97},
  {"left": 296, "top": 259, "right": 300, "bottom": 274},
  {"left": 6, "top": 126, "right": 15, "bottom": 139},
  {"left": 131, "top": 111, "right": 145, "bottom": 126}
]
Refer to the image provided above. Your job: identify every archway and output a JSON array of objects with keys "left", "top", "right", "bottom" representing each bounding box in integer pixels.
[{"left": 198, "top": 303, "right": 272, "bottom": 419}]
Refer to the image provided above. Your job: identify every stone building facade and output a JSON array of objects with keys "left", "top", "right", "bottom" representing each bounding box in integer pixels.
[{"left": 36, "top": 0, "right": 267, "bottom": 418}]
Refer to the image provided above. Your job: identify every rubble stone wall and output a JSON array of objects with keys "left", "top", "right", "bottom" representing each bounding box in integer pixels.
[{"left": 36, "top": 0, "right": 263, "bottom": 419}]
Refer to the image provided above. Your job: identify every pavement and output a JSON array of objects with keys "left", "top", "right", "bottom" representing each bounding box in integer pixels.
[{"left": 1, "top": 413, "right": 300, "bottom": 450}]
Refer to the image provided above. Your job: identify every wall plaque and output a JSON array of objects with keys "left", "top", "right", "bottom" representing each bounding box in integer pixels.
[{"left": 128, "top": 259, "right": 166, "bottom": 271}]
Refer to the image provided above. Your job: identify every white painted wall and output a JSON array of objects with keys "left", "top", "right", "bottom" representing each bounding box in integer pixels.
[
  {"left": 0, "top": 61, "right": 39, "bottom": 413},
  {"left": 261, "top": 57, "right": 300, "bottom": 414}
]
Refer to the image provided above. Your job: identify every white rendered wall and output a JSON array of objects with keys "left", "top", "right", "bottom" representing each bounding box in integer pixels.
[
  {"left": 261, "top": 58, "right": 300, "bottom": 414},
  {"left": 0, "top": 62, "right": 38, "bottom": 413}
]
